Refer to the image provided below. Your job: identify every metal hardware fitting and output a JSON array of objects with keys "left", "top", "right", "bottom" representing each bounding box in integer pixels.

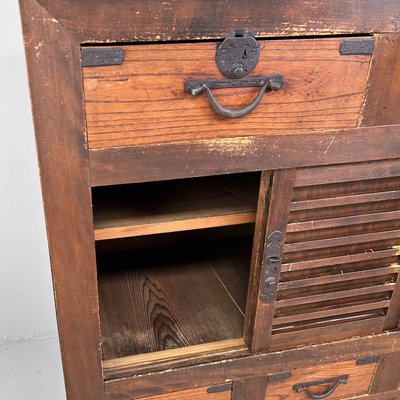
[
  {"left": 356, "top": 355, "right": 380, "bottom": 365},
  {"left": 216, "top": 29, "right": 260, "bottom": 79},
  {"left": 81, "top": 47, "right": 125, "bottom": 67},
  {"left": 339, "top": 38, "right": 375, "bottom": 55},
  {"left": 268, "top": 371, "right": 293, "bottom": 382},
  {"left": 260, "top": 230, "right": 284, "bottom": 303},
  {"left": 293, "top": 375, "right": 349, "bottom": 399}
]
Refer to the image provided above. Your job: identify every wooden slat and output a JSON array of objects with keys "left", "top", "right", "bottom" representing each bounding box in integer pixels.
[
  {"left": 83, "top": 38, "right": 370, "bottom": 148},
  {"left": 19, "top": 2, "right": 105, "bottom": 399},
  {"left": 281, "top": 249, "right": 400, "bottom": 272},
  {"left": 384, "top": 271, "right": 400, "bottom": 330},
  {"left": 136, "top": 385, "right": 232, "bottom": 400},
  {"left": 279, "top": 266, "right": 400, "bottom": 291},
  {"left": 247, "top": 170, "right": 296, "bottom": 352},
  {"left": 89, "top": 126, "right": 400, "bottom": 186},
  {"left": 93, "top": 174, "right": 259, "bottom": 240},
  {"left": 284, "top": 229, "right": 400, "bottom": 253},
  {"left": 287, "top": 211, "right": 400, "bottom": 233},
  {"left": 32, "top": 1, "right": 400, "bottom": 42},
  {"left": 273, "top": 300, "right": 391, "bottom": 326},
  {"left": 276, "top": 284, "right": 396, "bottom": 309},
  {"left": 269, "top": 317, "right": 385, "bottom": 351},
  {"left": 290, "top": 190, "right": 400, "bottom": 211},
  {"left": 361, "top": 34, "right": 400, "bottom": 127},
  {"left": 104, "top": 330, "right": 400, "bottom": 395},
  {"left": 102, "top": 338, "right": 246, "bottom": 375},
  {"left": 295, "top": 159, "right": 400, "bottom": 187}
]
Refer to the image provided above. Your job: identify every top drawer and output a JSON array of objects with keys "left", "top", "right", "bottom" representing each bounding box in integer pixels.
[{"left": 82, "top": 36, "right": 373, "bottom": 149}]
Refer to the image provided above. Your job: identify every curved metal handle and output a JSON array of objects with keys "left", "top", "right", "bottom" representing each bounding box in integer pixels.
[
  {"left": 185, "top": 74, "right": 284, "bottom": 119},
  {"left": 203, "top": 81, "right": 269, "bottom": 118},
  {"left": 293, "top": 375, "right": 348, "bottom": 399}
]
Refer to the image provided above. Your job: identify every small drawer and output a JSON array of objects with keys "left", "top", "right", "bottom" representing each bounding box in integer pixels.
[
  {"left": 266, "top": 359, "right": 378, "bottom": 400},
  {"left": 82, "top": 36, "right": 373, "bottom": 149},
  {"left": 138, "top": 383, "right": 232, "bottom": 400}
]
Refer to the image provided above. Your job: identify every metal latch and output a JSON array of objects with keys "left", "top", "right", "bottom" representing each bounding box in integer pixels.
[{"left": 260, "top": 230, "right": 283, "bottom": 303}]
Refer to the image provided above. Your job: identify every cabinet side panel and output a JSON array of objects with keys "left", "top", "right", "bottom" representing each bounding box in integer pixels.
[{"left": 19, "top": 1, "right": 104, "bottom": 399}]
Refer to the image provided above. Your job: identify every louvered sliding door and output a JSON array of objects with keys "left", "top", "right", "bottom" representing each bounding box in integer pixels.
[
  {"left": 254, "top": 159, "right": 400, "bottom": 351},
  {"left": 270, "top": 159, "right": 400, "bottom": 350}
]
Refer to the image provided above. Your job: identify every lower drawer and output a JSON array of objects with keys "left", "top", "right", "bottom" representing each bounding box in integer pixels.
[
  {"left": 266, "top": 359, "right": 377, "bottom": 399},
  {"left": 139, "top": 383, "right": 232, "bottom": 400}
]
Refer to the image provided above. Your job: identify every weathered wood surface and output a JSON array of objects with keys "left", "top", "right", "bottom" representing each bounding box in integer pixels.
[
  {"left": 370, "top": 352, "right": 400, "bottom": 394},
  {"left": 36, "top": 0, "right": 400, "bottom": 41},
  {"left": 104, "top": 331, "right": 400, "bottom": 398},
  {"left": 83, "top": 38, "right": 371, "bottom": 148},
  {"left": 89, "top": 125, "right": 400, "bottom": 186},
  {"left": 361, "top": 34, "right": 400, "bottom": 127},
  {"left": 19, "top": 1, "right": 104, "bottom": 400}
]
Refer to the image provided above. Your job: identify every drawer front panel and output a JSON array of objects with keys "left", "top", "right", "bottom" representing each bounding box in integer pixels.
[
  {"left": 138, "top": 384, "right": 232, "bottom": 400},
  {"left": 82, "top": 37, "right": 371, "bottom": 148},
  {"left": 266, "top": 360, "right": 377, "bottom": 400}
]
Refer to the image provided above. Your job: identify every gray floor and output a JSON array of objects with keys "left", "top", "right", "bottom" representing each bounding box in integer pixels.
[{"left": 0, "top": 337, "right": 66, "bottom": 400}]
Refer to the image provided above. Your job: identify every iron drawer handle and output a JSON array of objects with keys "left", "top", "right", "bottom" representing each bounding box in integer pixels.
[
  {"left": 185, "top": 75, "right": 284, "bottom": 119},
  {"left": 293, "top": 375, "right": 348, "bottom": 399}
]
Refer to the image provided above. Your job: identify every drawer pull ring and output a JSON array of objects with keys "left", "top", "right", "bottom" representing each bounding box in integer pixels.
[
  {"left": 185, "top": 75, "right": 284, "bottom": 119},
  {"left": 293, "top": 375, "right": 348, "bottom": 399}
]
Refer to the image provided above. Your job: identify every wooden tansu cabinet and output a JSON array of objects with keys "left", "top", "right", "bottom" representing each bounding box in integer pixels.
[{"left": 20, "top": 1, "right": 400, "bottom": 399}]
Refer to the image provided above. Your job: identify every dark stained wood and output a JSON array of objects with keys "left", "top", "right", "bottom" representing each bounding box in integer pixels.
[
  {"left": 103, "top": 331, "right": 400, "bottom": 397},
  {"left": 89, "top": 125, "right": 400, "bottom": 186},
  {"left": 290, "top": 190, "right": 400, "bottom": 211},
  {"left": 370, "top": 352, "right": 400, "bottom": 394},
  {"left": 18, "top": 1, "right": 105, "bottom": 399},
  {"left": 361, "top": 34, "right": 400, "bottom": 127},
  {"left": 295, "top": 159, "right": 400, "bottom": 187},
  {"left": 83, "top": 38, "right": 371, "bottom": 148},
  {"left": 231, "top": 376, "right": 267, "bottom": 400},
  {"left": 97, "top": 240, "right": 248, "bottom": 360},
  {"left": 270, "top": 317, "right": 386, "bottom": 351},
  {"left": 384, "top": 272, "right": 400, "bottom": 330},
  {"left": 248, "top": 169, "right": 296, "bottom": 352},
  {"left": 35, "top": 0, "right": 400, "bottom": 42},
  {"left": 360, "top": 390, "right": 400, "bottom": 400},
  {"left": 93, "top": 173, "right": 259, "bottom": 240},
  {"left": 281, "top": 249, "right": 400, "bottom": 273},
  {"left": 284, "top": 230, "right": 400, "bottom": 253}
]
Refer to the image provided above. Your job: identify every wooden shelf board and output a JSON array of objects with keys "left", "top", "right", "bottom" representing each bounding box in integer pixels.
[{"left": 93, "top": 173, "right": 259, "bottom": 240}]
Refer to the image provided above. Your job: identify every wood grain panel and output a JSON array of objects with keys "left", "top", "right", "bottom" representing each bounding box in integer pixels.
[
  {"left": 89, "top": 125, "right": 400, "bottom": 186},
  {"left": 370, "top": 352, "right": 400, "bottom": 393},
  {"left": 19, "top": 1, "right": 105, "bottom": 399},
  {"left": 265, "top": 360, "right": 377, "bottom": 400},
  {"left": 137, "top": 384, "right": 232, "bottom": 400},
  {"left": 98, "top": 242, "right": 248, "bottom": 361},
  {"left": 36, "top": 0, "right": 400, "bottom": 42},
  {"left": 83, "top": 38, "right": 371, "bottom": 148}
]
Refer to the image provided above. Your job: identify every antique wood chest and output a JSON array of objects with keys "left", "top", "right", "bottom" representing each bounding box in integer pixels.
[{"left": 19, "top": 1, "right": 400, "bottom": 399}]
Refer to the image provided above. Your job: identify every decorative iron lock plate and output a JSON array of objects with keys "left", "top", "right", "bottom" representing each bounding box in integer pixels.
[
  {"left": 260, "top": 230, "right": 284, "bottom": 303},
  {"left": 184, "top": 29, "right": 284, "bottom": 119}
]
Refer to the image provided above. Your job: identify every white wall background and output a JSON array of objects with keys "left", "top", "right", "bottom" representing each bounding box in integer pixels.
[{"left": 0, "top": 1, "right": 65, "bottom": 398}]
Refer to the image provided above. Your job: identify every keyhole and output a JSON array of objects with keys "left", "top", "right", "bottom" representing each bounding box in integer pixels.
[{"left": 243, "top": 49, "right": 247, "bottom": 59}]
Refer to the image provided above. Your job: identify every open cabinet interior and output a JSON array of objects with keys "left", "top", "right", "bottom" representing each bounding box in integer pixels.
[{"left": 92, "top": 172, "right": 261, "bottom": 373}]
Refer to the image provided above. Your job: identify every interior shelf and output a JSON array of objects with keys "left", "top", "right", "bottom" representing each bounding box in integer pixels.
[
  {"left": 92, "top": 173, "right": 260, "bottom": 240},
  {"left": 97, "top": 236, "right": 252, "bottom": 368}
]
